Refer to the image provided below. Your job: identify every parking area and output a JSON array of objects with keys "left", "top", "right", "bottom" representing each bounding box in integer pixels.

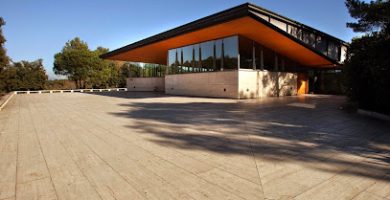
[{"left": 0, "top": 92, "right": 389, "bottom": 200}]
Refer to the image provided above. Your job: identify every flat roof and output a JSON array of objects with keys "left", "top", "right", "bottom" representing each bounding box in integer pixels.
[{"left": 101, "top": 3, "right": 347, "bottom": 67}]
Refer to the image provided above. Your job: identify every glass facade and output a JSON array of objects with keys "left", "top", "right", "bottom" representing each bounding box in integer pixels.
[
  {"left": 239, "top": 36, "right": 253, "bottom": 69},
  {"left": 167, "top": 35, "right": 239, "bottom": 74},
  {"left": 166, "top": 35, "right": 300, "bottom": 75},
  {"left": 262, "top": 12, "right": 347, "bottom": 62},
  {"left": 128, "top": 63, "right": 166, "bottom": 78}
]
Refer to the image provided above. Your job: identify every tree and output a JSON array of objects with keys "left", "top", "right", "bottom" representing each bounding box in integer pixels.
[
  {"left": 344, "top": 0, "right": 390, "bottom": 114},
  {"left": 53, "top": 37, "right": 97, "bottom": 88},
  {"left": 0, "top": 17, "right": 10, "bottom": 72},
  {"left": 0, "top": 59, "right": 48, "bottom": 91},
  {"left": 345, "top": 0, "right": 390, "bottom": 33}
]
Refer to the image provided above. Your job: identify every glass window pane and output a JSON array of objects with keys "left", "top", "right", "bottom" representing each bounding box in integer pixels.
[
  {"left": 175, "top": 48, "right": 182, "bottom": 73},
  {"left": 182, "top": 45, "right": 193, "bottom": 73},
  {"left": 239, "top": 36, "right": 253, "bottom": 69},
  {"left": 215, "top": 39, "right": 222, "bottom": 71},
  {"left": 168, "top": 49, "right": 176, "bottom": 74},
  {"left": 255, "top": 44, "right": 264, "bottom": 70},
  {"left": 270, "top": 18, "right": 287, "bottom": 32},
  {"left": 193, "top": 44, "right": 200, "bottom": 72},
  {"left": 315, "top": 36, "right": 328, "bottom": 55},
  {"left": 288, "top": 25, "right": 302, "bottom": 39},
  {"left": 263, "top": 46, "right": 275, "bottom": 71},
  {"left": 223, "top": 36, "right": 238, "bottom": 70},
  {"left": 327, "top": 41, "right": 339, "bottom": 60},
  {"left": 201, "top": 41, "right": 214, "bottom": 71}
]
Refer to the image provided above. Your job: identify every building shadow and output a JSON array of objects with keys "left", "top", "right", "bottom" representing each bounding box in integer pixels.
[{"left": 108, "top": 94, "right": 390, "bottom": 182}]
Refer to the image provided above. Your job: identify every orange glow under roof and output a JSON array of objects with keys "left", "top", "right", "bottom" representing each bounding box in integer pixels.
[{"left": 106, "top": 17, "right": 334, "bottom": 67}]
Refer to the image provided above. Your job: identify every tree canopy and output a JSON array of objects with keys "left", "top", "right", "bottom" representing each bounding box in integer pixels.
[
  {"left": 54, "top": 37, "right": 131, "bottom": 89},
  {"left": 344, "top": 0, "right": 390, "bottom": 114},
  {"left": 53, "top": 37, "right": 97, "bottom": 88},
  {"left": 0, "top": 17, "right": 10, "bottom": 71},
  {"left": 0, "top": 59, "right": 48, "bottom": 91},
  {"left": 345, "top": 0, "right": 390, "bottom": 33}
]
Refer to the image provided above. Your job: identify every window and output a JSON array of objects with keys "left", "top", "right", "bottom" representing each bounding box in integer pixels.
[
  {"left": 315, "top": 36, "right": 328, "bottom": 55},
  {"left": 182, "top": 45, "right": 193, "bottom": 73},
  {"left": 288, "top": 25, "right": 302, "bottom": 40},
  {"left": 168, "top": 49, "right": 176, "bottom": 74},
  {"left": 327, "top": 41, "right": 340, "bottom": 60},
  {"left": 193, "top": 44, "right": 201, "bottom": 72},
  {"left": 254, "top": 44, "right": 264, "bottom": 70},
  {"left": 201, "top": 41, "right": 214, "bottom": 71},
  {"left": 166, "top": 35, "right": 239, "bottom": 73},
  {"left": 215, "top": 39, "right": 223, "bottom": 71},
  {"left": 239, "top": 36, "right": 253, "bottom": 69},
  {"left": 263, "top": 46, "right": 275, "bottom": 71},
  {"left": 270, "top": 18, "right": 287, "bottom": 32},
  {"left": 176, "top": 48, "right": 182, "bottom": 73},
  {"left": 223, "top": 36, "right": 238, "bottom": 70}
]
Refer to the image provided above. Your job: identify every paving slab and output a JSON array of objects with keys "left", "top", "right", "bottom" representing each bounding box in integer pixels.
[{"left": 0, "top": 92, "right": 389, "bottom": 200}]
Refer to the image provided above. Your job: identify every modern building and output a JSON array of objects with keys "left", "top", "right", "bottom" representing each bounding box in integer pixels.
[{"left": 101, "top": 3, "right": 348, "bottom": 98}]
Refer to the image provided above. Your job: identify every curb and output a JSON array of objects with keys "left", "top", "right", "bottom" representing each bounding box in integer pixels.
[
  {"left": 357, "top": 109, "right": 390, "bottom": 121},
  {"left": 0, "top": 92, "right": 16, "bottom": 111}
]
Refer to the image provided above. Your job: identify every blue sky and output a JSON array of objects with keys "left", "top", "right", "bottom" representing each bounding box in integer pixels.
[{"left": 1, "top": 0, "right": 358, "bottom": 79}]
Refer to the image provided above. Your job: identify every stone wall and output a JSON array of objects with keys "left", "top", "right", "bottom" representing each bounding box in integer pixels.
[
  {"left": 165, "top": 71, "right": 238, "bottom": 98},
  {"left": 127, "top": 70, "right": 298, "bottom": 99},
  {"left": 126, "top": 77, "right": 165, "bottom": 92},
  {"left": 238, "top": 69, "right": 297, "bottom": 99}
]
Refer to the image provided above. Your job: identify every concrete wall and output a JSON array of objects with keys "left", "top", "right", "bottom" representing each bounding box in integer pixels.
[
  {"left": 127, "top": 77, "right": 165, "bottom": 92},
  {"left": 128, "top": 70, "right": 298, "bottom": 99},
  {"left": 165, "top": 71, "right": 238, "bottom": 98},
  {"left": 238, "top": 69, "right": 297, "bottom": 99}
]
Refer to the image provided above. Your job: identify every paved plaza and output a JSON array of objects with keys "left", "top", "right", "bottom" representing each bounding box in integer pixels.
[{"left": 0, "top": 92, "right": 389, "bottom": 200}]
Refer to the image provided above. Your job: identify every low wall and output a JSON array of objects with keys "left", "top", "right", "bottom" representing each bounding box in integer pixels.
[
  {"left": 165, "top": 71, "right": 238, "bottom": 98},
  {"left": 238, "top": 69, "right": 297, "bottom": 99},
  {"left": 127, "top": 77, "right": 165, "bottom": 92}
]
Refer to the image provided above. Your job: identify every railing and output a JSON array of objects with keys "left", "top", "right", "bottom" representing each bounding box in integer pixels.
[{"left": 14, "top": 88, "right": 128, "bottom": 95}]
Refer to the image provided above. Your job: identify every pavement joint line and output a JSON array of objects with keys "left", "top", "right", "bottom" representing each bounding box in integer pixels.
[
  {"left": 0, "top": 92, "right": 16, "bottom": 111},
  {"left": 77, "top": 97, "right": 243, "bottom": 199},
  {"left": 33, "top": 96, "right": 105, "bottom": 200},
  {"left": 54, "top": 97, "right": 249, "bottom": 200},
  {"left": 59, "top": 94, "right": 265, "bottom": 186},
  {"left": 26, "top": 97, "right": 60, "bottom": 200}
]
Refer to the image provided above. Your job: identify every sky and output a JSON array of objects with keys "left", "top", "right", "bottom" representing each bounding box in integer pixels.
[{"left": 1, "top": 0, "right": 359, "bottom": 79}]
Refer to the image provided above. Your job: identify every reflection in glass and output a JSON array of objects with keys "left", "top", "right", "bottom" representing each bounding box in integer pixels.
[
  {"left": 168, "top": 49, "right": 176, "bottom": 74},
  {"left": 166, "top": 34, "right": 331, "bottom": 74},
  {"left": 315, "top": 36, "right": 328, "bottom": 55},
  {"left": 201, "top": 41, "right": 214, "bottom": 71},
  {"left": 193, "top": 44, "right": 200, "bottom": 72},
  {"left": 223, "top": 36, "right": 238, "bottom": 70},
  {"left": 215, "top": 39, "right": 223, "bottom": 71},
  {"left": 182, "top": 45, "right": 193, "bottom": 73},
  {"left": 176, "top": 48, "right": 182, "bottom": 73},
  {"left": 327, "top": 42, "right": 339, "bottom": 60}
]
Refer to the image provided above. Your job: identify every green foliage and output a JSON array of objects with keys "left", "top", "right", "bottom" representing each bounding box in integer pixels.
[
  {"left": 0, "top": 59, "right": 48, "bottom": 91},
  {"left": 344, "top": 35, "right": 390, "bottom": 114},
  {"left": 54, "top": 38, "right": 131, "bottom": 89},
  {"left": 0, "top": 17, "right": 10, "bottom": 72},
  {"left": 345, "top": 0, "right": 390, "bottom": 33},
  {"left": 344, "top": 0, "right": 390, "bottom": 114},
  {"left": 54, "top": 37, "right": 97, "bottom": 88}
]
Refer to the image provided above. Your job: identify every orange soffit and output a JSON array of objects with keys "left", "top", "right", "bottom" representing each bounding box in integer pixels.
[{"left": 102, "top": 3, "right": 345, "bottom": 68}]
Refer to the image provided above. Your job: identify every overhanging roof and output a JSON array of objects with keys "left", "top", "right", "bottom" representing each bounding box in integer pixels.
[{"left": 101, "top": 3, "right": 347, "bottom": 67}]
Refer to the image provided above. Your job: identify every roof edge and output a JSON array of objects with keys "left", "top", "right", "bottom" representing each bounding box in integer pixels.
[{"left": 101, "top": 2, "right": 347, "bottom": 64}]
